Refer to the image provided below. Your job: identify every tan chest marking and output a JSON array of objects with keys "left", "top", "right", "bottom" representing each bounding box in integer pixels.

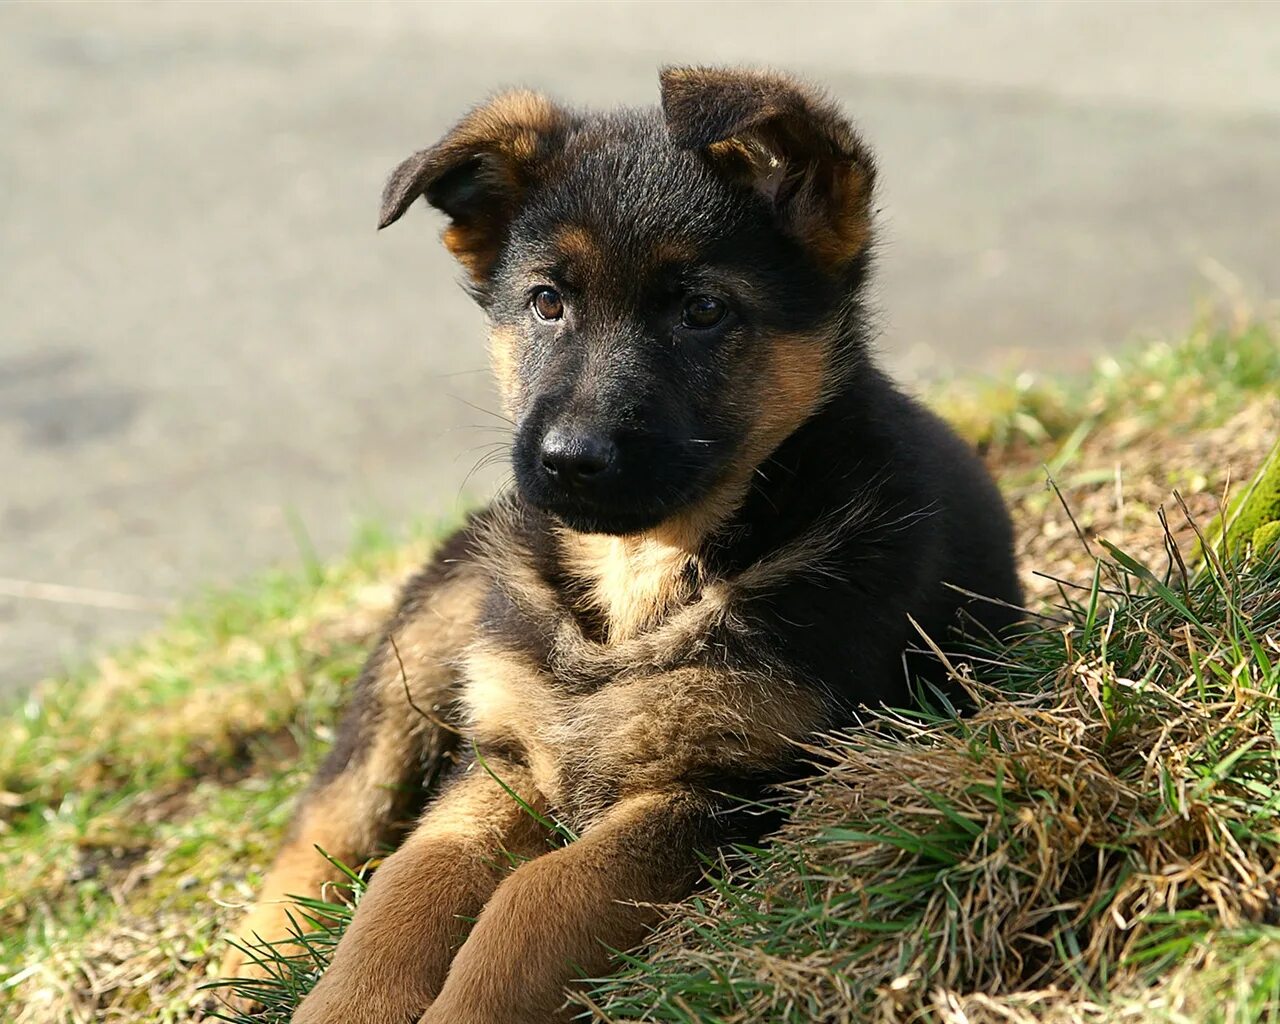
[
  {"left": 561, "top": 530, "right": 699, "bottom": 643},
  {"left": 460, "top": 644, "right": 565, "bottom": 800}
]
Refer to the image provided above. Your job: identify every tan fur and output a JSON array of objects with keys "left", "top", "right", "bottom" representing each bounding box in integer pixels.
[
  {"left": 219, "top": 564, "right": 487, "bottom": 1001},
  {"left": 690, "top": 328, "right": 836, "bottom": 536},
  {"left": 488, "top": 325, "right": 521, "bottom": 418},
  {"left": 800, "top": 161, "right": 874, "bottom": 269},
  {"left": 480, "top": 90, "right": 566, "bottom": 162},
  {"left": 747, "top": 330, "right": 834, "bottom": 462},
  {"left": 650, "top": 236, "right": 700, "bottom": 267},
  {"left": 218, "top": 784, "right": 373, "bottom": 989},
  {"left": 461, "top": 645, "right": 566, "bottom": 803},
  {"left": 420, "top": 790, "right": 706, "bottom": 1024},
  {"left": 559, "top": 528, "right": 698, "bottom": 642},
  {"left": 461, "top": 634, "right": 827, "bottom": 828},
  {"left": 293, "top": 761, "right": 550, "bottom": 1024},
  {"left": 440, "top": 223, "right": 496, "bottom": 281},
  {"left": 553, "top": 224, "right": 601, "bottom": 270}
]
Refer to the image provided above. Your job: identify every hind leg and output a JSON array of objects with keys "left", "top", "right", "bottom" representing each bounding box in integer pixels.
[{"left": 220, "top": 534, "right": 487, "bottom": 997}]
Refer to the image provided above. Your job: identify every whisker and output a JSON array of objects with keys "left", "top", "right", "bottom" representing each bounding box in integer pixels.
[
  {"left": 453, "top": 443, "right": 511, "bottom": 465},
  {"left": 448, "top": 393, "right": 515, "bottom": 426},
  {"left": 458, "top": 451, "right": 511, "bottom": 496}
]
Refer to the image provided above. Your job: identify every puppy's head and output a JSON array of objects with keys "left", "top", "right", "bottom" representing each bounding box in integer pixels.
[{"left": 380, "top": 68, "right": 876, "bottom": 536}]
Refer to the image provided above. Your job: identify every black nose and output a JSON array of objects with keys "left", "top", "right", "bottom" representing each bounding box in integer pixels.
[{"left": 540, "top": 426, "right": 616, "bottom": 487}]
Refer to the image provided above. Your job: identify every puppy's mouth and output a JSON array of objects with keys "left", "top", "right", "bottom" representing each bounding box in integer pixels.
[{"left": 535, "top": 495, "right": 680, "bottom": 536}]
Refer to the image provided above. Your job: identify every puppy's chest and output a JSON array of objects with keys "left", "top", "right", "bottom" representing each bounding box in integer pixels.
[
  {"left": 454, "top": 531, "right": 824, "bottom": 822},
  {"left": 457, "top": 635, "right": 715, "bottom": 820},
  {"left": 456, "top": 619, "right": 824, "bottom": 833}
]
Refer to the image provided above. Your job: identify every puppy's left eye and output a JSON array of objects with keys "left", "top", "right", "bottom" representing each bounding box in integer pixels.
[
  {"left": 681, "top": 295, "right": 727, "bottom": 330},
  {"left": 532, "top": 287, "right": 564, "bottom": 322}
]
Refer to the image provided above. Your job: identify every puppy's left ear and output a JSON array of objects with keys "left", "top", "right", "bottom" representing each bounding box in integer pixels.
[
  {"left": 660, "top": 67, "right": 876, "bottom": 268},
  {"left": 379, "top": 90, "right": 576, "bottom": 283}
]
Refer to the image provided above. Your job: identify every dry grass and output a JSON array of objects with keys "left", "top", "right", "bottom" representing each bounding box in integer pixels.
[
  {"left": 1, "top": 316, "right": 1277, "bottom": 1024},
  {"left": 583, "top": 544, "right": 1280, "bottom": 1023}
]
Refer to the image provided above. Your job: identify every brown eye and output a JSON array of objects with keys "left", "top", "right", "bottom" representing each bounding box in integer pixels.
[
  {"left": 682, "top": 295, "right": 727, "bottom": 330},
  {"left": 532, "top": 287, "right": 564, "bottom": 322}
]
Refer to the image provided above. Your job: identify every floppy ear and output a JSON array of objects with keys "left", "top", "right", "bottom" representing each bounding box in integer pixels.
[
  {"left": 379, "top": 90, "right": 576, "bottom": 282},
  {"left": 659, "top": 67, "right": 876, "bottom": 268}
]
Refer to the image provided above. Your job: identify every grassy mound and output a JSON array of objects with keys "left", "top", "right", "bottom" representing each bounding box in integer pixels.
[
  {"left": 582, "top": 535, "right": 1280, "bottom": 1024},
  {"left": 1, "top": 316, "right": 1277, "bottom": 1023}
]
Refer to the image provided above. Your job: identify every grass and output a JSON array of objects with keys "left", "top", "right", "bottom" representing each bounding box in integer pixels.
[
  {"left": 1, "top": 313, "right": 1277, "bottom": 1023},
  {"left": 579, "top": 535, "right": 1280, "bottom": 1024},
  {"left": 0, "top": 520, "right": 448, "bottom": 1022}
]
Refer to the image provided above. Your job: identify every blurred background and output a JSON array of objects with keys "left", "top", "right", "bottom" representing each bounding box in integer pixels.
[{"left": 3, "top": 1, "right": 1278, "bottom": 694}]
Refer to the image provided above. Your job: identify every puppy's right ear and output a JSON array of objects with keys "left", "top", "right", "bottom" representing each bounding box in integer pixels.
[{"left": 379, "top": 91, "right": 575, "bottom": 283}]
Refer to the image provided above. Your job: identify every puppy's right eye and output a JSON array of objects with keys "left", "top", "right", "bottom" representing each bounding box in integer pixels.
[{"left": 532, "top": 288, "right": 564, "bottom": 322}]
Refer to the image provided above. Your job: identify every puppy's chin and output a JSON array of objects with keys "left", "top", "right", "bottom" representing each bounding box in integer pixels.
[
  {"left": 519, "top": 486, "right": 681, "bottom": 537},
  {"left": 543, "top": 502, "right": 672, "bottom": 537},
  {"left": 514, "top": 469, "right": 702, "bottom": 537}
]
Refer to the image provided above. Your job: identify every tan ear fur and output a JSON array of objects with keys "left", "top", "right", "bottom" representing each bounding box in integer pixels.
[
  {"left": 659, "top": 66, "right": 876, "bottom": 267},
  {"left": 378, "top": 91, "right": 576, "bottom": 281}
]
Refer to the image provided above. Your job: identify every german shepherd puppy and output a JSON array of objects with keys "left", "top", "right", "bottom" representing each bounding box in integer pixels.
[{"left": 221, "top": 67, "right": 1021, "bottom": 1023}]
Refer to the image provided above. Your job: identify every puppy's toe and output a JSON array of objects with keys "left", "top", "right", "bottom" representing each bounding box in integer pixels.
[{"left": 292, "top": 970, "right": 428, "bottom": 1024}]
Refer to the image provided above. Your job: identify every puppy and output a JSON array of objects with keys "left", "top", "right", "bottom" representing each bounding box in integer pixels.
[{"left": 221, "top": 67, "right": 1022, "bottom": 1024}]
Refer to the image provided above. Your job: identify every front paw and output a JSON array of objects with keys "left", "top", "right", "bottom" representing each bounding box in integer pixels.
[
  {"left": 292, "top": 969, "right": 429, "bottom": 1024},
  {"left": 418, "top": 996, "right": 573, "bottom": 1024}
]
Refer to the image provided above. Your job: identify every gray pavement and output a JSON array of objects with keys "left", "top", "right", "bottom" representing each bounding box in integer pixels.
[{"left": 3, "top": 2, "right": 1279, "bottom": 693}]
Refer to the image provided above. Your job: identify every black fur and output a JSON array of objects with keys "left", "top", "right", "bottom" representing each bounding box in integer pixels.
[
  {"left": 226, "top": 70, "right": 1025, "bottom": 1022},
  {"left": 398, "top": 84, "right": 1020, "bottom": 711}
]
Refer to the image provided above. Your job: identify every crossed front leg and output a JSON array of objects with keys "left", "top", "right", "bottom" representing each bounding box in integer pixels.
[
  {"left": 292, "top": 758, "right": 550, "bottom": 1024},
  {"left": 292, "top": 783, "right": 715, "bottom": 1024},
  {"left": 419, "top": 787, "right": 714, "bottom": 1024}
]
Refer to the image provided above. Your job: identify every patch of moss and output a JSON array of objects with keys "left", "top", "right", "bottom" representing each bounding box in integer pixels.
[
  {"left": 1254, "top": 520, "right": 1280, "bottom": 560},
  {"left": 1217, "top": 438, "right": 1280, "bottom": 562}
]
